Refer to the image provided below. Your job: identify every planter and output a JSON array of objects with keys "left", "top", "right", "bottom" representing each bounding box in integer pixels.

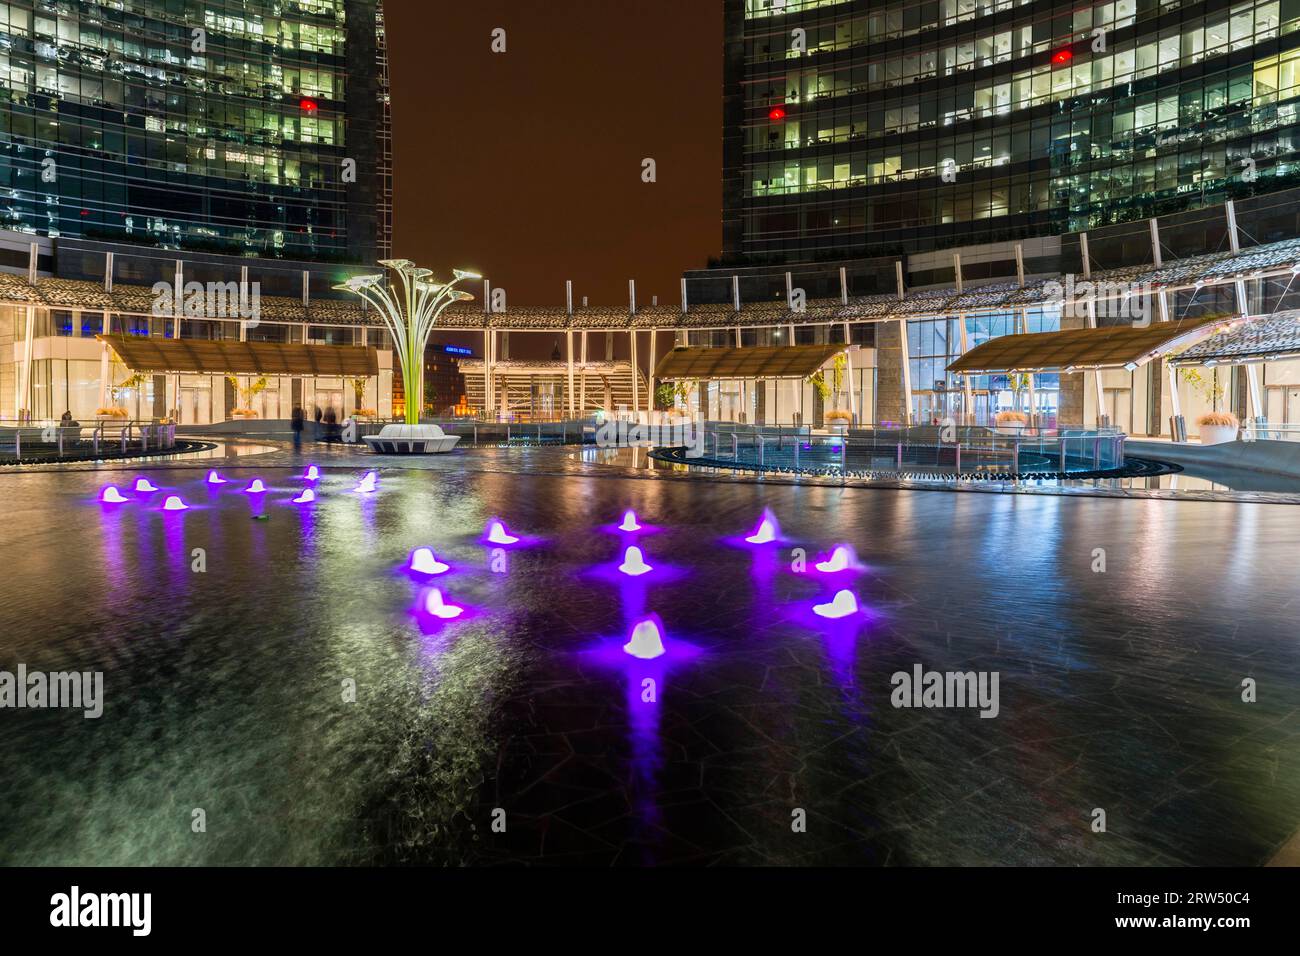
[{"left": 1198, "top": 424, "right": 1238, "bottom": 446}]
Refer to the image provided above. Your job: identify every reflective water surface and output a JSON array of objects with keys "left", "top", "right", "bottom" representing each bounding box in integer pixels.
[{"left": 0, "top": 459, "right": 1296, "bottom": 865}]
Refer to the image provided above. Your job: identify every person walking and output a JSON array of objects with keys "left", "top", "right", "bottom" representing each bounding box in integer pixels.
[{"left": 291, "top": 405, "right": 305, "bottom": 452}]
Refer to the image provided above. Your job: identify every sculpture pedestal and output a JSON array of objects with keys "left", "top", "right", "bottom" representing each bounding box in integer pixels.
[{"left": 362, "top": 424, "right": 460, "bottom": 455}]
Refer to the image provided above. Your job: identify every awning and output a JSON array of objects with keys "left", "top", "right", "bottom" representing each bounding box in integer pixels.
[
  {"left": 1167, "top": 310, "right": 1300, "bottom": 366},
  {"left": 654, "top": 344, "right": 845, "bottom": 380},
  {"left": 946, "top": 316, "right": 1228, "bottom": 374},
  {"left": 98, "top": 334, "right": 379, "bottom": 377}
]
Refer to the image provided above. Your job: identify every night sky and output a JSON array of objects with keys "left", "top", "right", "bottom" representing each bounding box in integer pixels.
[{"left": 385, "top": 0, "right": 722, "bottom": 322}]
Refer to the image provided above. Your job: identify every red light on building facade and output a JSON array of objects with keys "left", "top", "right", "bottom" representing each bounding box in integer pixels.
[
  {"left": 299, "top": 98, "right": 319, "bottom": 112},
  {"left": 1052, "top": 48, "right": 1073, "bottom": 64},
  {"left": 769, "top": 106, "right": 786, "bottom": 121}
]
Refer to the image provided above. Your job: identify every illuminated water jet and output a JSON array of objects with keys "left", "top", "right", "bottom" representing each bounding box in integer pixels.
[
  {"left": 291, "top": 488, "right": 316, "bottom": 504},
  {"left": 813, "top": 589, "right": 859, "bottom": 619},
  {"left": 423, "top": 588, "right": 464, "bottom": 620},
  {"left": 623, "top": 618, "right": 666, "bottom": 660},
  {"left": 745, "top": 509, "right": 779, "bottom": 544},
  {"left": 408, "top": 547, "right": 449, "bottom": 576},
  {"left": 815, "top": 545, "right": 855, "bottom": 573},
  {"left": 161, "top": 495, "right": 188, "bottom": 512},
  {"left": 243, "top": 478, "right": 266, "bottom": 494},
  {"left": 205, "top": 470, "right": 227, "bottom": 485},
  {"left": 303, "top": 465, "right": 320, "bottom": 481},
  {"left": 618, "top": 545, "right": 653, "bottom": 577},
  {"left": 353, "top": 471, "right": 378, "bottom": 494},
  {"left": 99, "top": 486, "right": 129, "bottom": 504},
  {"left": 618, "top": 510, "right": 641, "bottom": 532},
  {"left": 486, "top": 520, "right": 519, "bottom": 545},
  {"left": 133, "top": 477, "right": 158, "bottom": 493}
]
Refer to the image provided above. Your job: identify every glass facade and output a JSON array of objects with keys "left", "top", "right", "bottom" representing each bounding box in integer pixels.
[
  {"left": 726, "top": 0, "right": 1300, "bottom": 264},
  {"left": 0, "top": 0, "right": 390, "bottom": 262}
]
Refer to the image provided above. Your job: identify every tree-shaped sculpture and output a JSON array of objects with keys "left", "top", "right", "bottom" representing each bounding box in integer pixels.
[{"left": 335, "top": 260, "right": 479, "bottom": 426}]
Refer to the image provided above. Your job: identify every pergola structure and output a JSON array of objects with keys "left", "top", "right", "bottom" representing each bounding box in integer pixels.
[{"left": 6, "top": 210, "right": 1300, "bottom": 425}]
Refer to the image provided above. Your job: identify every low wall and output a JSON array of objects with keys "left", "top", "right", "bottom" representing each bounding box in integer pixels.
[{"left": 1127, "top": 438, "right": 1300, "bottom": 479}]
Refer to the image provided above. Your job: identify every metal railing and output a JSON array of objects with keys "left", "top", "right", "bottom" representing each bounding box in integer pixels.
[
  {"left": 679, "top": 422, "right": 1126, "bottom": 478},
  {"left": 0, "top": 419, "right": 178, "bottom": 463},
  {"left": 1243, "top": 421, "right": 1300, "bottom": 442}
]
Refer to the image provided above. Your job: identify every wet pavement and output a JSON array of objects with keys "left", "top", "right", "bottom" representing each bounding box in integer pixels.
[{"left": 0, "top": 442, "right": 1297, "bottom": 865}]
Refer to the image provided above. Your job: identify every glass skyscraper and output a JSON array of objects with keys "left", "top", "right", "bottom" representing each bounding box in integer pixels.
[
  {"left": 726, "top": 0, "right": 1300, "bottom": 265},
  {"left": 0, "top": 0, "right": 390, "bottom": 263}
]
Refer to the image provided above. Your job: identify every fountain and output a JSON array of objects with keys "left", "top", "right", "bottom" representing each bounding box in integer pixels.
[
  {"left": 243, "top": 478, "right": 266, "bottom": 494},
  {"left": 618, "top": 545, "right": 653, "bottom": 577},
  {"left": 291, "top": 488, "right": 316, "bottom": 504},
  {"left": 623, "top": 618, "right": 666, "bottom": 660},
  {"left": 353, "top": 471, "right": 378, "bottom": 494},
  {"left": 423, "top": 588, "right": 464, "bottom": 620},
  {"left": 161, "top": 495, "right": 188, "bottom": 512},
  {"left": 813, "top": 589, "right": 860, "bottom": 620},
  {"left": 133, "top": 477, "right": 158, "bottom": 493},
  {"left": 205, "top": 470, "right": 227, "bottom": 485},
  {"left": 815, "top": 545, "right": 855, "bottom": 573},
  {"left": 303, "top": 465, "right": 320, "bottom": 481},
  {"left": 485, "top": 519, "right": 519, "bottom": 545},
  {"left": 99, "top": 486, "right": 129, "bottom": 504},
  {"left": 407, "top": 547, "right": 450, "bottom": 576},
  {"left": 618, "top": 510, "right": 641, "bottom": 532},
  {"left": 334, "top": 262, "right": 477, "bottom": 455},
  {"left": 745, "top": 509, "right": 779, "bottom": 545}
]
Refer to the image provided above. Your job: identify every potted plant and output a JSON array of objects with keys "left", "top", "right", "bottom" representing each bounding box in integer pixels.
[
  {"left": 1197, "top": 411, "right": 1239, "bottom": 445},
  {"left": 995, "top": 410, "right": 1029, "bottom": 435},
  {"left": 226, "top": 375, "right": 269, "bottom": 420},
  {"left": 103, "top": 369, "right": 146, "bottom": 419},
  {"left": 824, "top": 408, "right": 853, "bottom": 432}
]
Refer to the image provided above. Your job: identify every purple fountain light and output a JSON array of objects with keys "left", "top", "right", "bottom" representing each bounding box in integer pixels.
[
  {"left": 205, "top": 470, "right": 227, "bottom": 485},
  {"left": 485, "top": 519, "right": 519, "bottom": 545},
  {"left": 161, "top": 495, "right": 189, "bottom": 512},
  {"left": 243, "top": 478, "right": 266, "bottom": 494},
  {"left": 618, "top": 545, "right": 653, "bottom": 577},
  {"left": 623, "top": 617, "right": 666, "bottom": 660},
  {"left": 745, "top": 509, "right": 779, "bottom": 545},
  {"left": 353, "top": 471, "right": 378, "bottom": 494},
  {"left": 99, "top": 486, "right": 129, "bottom": 504},
  {"left": 618, "top": 510, "right": 641, "bottom": 533},
  {"left": 423, "top": 588, "right": 464, "bottom": 620},
  {"left": 291, "top": 487, "right": 316, "bottom": 504},
  {"left": 815, "top": 545, "right": 857, "bottom": 574},
  {"left": 303, "top": 465, "right": 320, "bottom": 481},
  {"left": 813, "top": 589, "right": 860, "bottom": 620},
  {"left": 133, "top": 477, "right": 158, "bottom": 493},
  {"left": 407, "top": 547, "right": 450, "bottom": 576}
]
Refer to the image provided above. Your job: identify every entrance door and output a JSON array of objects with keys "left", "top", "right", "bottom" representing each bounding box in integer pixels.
[
  {"left": 1104, "top": 388, "right": 1132, "bottom": 433},
  {"left": 1285, "top": 387, "right": 1300, "bottom": 424},
  {"left": 259, "top": 389, "right": 280, "bottom": 421},
  {"left": 315, "top": 390, "right": 342, "bottom": 419},
  {"left": 180, "top": 387, "right": 211, "bottom": 425}
]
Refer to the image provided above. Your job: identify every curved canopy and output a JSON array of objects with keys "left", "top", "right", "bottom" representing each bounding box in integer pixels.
[
  {"left": 946, "top": 317, "right": 1228, "bottom": 374},
  {"left": 98, "top": 334, "right": 379, "bottom": 377},
  {"left": 654, "top": 344, "right": 846, "bottom": 380}
]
